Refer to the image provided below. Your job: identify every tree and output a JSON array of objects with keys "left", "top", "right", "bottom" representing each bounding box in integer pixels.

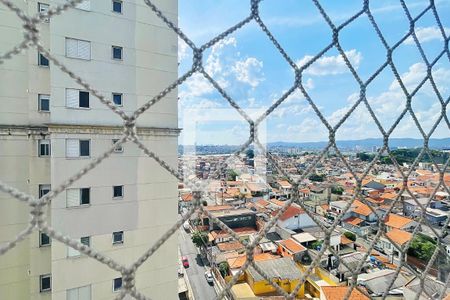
[
  {"left": 218, "top": 261, "right": 229, "bottom": 277},
  {"left": 408, "top": 233, "right": 437, "bottom": 261},
  {"left": 331, "top": 186, "right": 344, "bottom": 195},
  {"left": 344, "top": 231, "right": 356, "bottom": 241},
  {"left": 309, "top": 240, "right": 323, "bottom": 250},
  {"left": 202, "top": 200, "right": 208, "bottom": 206},
  {"left": 191, "top": 231, "right": 208, "bottom": 248},
  {"left": 227, "top": 169, "right": 239, "bottom": 181},
  {"left": 246, "top": 149, "right": 254, "bottom": 159},
  {"left": 308, "top": 173, "right": 325, "bottom": 182}
]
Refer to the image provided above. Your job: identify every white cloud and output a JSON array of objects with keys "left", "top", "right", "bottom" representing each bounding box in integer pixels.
[
  {"left": 232, "top": 57, "right": 264, "bottom": 88},
  {"left": 205, "top": 37, "right": 237, "bottom": 76},
  {"left": 178, "top": 38, "right": 189, "bottom": 62},
  {"left": 323, "top": 62, "right": 450, "bottom": 139},
  {"left": 405, "top": 26, "right": 450, "bottom": 45},
  {"left": 296, "top": 49, "right": 362, "bottom": 76}
]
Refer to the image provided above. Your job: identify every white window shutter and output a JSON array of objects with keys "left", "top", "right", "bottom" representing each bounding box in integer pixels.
[
  {"left": 66, "top": 89, "right": 79, "bottom": 108},
  {"left": 76, "top": 0, "right": 90, "bottom": 11},
  {"left": 66, "top": 288, "right": 78, "bottom": 300},
  {"left": 66, "top": 189, "right": 80, "bottom": 207},
  {"left": 66, "top": 139, "right": 80, "bottom": 158},
  {"left": 77, "top": 40, "right": 91, "bottom": 60},
  {"left": 66, "top": 38, "right": 78, "bottom": 58},
  {"left": 79, "top": 286, "right": 91, "bottom": 299},
  {"left": 67, "top": 245, "right": 80, "bottom": 257}
]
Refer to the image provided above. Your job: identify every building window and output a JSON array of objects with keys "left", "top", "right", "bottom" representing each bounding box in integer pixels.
[
  {"left": 38, "top": 2, "right": 49, "bottom": 13},
  {"left": 113, "top": 277, "right": 122, "bottom": 292},
  {"left": 66, "top": 89, "right": 90, "bottom": 108},
  {"left": 38, "top": 140, "right": 50, "bottom": 157},
  {"left": 38, "top": 2, "right": 50, "bottom": 22},
  {"left": 67, "top": 236, "right": 90, "bottom": 257},
  {"left": 112, "top": 139, "right": 123, "bottom": 152},
  {"left": 39, "top": 184, "right": 51, "bottom": 198},
  {"left": 66, "top": 139, "right": 90, "bottom": 158},
  {"left": 66, "top": 38, "right": 91, "bottom": 60},
  {"left": 66, "top": 285, "right": 91, "bottom": 300},
  {"left": 38, "top": 94, "right": 50, "bottom": 112},
  {"left": 113, "top": 186, "right": 124, "bottom": 199},
  {"left": 39, "top": 232, "right": 50, "bottom": 247},
  {"left": 112, "top": 93, "right": 123, "bottom": 106},
  {"left": 66, "top": 188, "right": 90, "bottom": 207},
  {"left": 112, "top": 46, "right": 123, "bottom": 60},
  {"left": 40, "top": 274, "right": 51, "bottom": 292},
  {"left": 112, "top": 0, "right": 122, "bottom": 13},
  {"left": 38, "top": 53, "right": 49, "bottom": 66},
  {"left": 112, "top": 231, "right": 123, "bottom": 245}
]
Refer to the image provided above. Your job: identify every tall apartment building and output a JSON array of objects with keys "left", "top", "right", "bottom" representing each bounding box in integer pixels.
[{"left": 0, "top": 0, "right": 179, "bottom": 299}]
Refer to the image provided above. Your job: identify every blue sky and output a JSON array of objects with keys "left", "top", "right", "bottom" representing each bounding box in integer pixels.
[{"left": 177, "top": 0, "right": 450, "bottom": 145}]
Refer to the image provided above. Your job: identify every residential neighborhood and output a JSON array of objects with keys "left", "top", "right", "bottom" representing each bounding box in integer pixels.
[{"left": 178, "top": 150, "right": 450, "bottom": 299}]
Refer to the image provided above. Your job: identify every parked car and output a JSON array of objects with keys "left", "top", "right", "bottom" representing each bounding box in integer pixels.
[
  {"left": 181, "top": 256, "right": 189, "bottom": 268},
  {"left": 178, "top": 266, "right": 184, "bottom": 277},
  {"left": 204, "top": 270, "right": 214, "bottom": 285}
]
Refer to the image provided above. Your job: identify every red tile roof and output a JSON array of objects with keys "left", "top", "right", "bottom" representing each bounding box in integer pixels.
[
  {"left": 321, "top": 286, "right": 370, "bottom": 300},
  {"left": 279, "top": 238, "right": 306, "bottom": 253},
  {"left": 272, "top": 204, "right": 304, "bottom": 221},
  {"left": 344, "top": 217, "right": 364, "bottom": 226}
]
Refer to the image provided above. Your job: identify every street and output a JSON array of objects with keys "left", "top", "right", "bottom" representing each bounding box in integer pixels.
[{"left": 179, "top": 227, "right": 217, "bottom": 300}]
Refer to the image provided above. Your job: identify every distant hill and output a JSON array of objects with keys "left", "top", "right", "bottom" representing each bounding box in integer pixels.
[{"left": 268, "top": 138, "right": 450, "bottom": 150}]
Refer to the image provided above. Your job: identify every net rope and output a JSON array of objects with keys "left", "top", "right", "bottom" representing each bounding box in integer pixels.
[{"left": 0, "top": 0, "right": 449, "bottom": 299}]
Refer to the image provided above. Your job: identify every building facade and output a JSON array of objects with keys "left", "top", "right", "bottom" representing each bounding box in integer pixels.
[{"left": 0, "top": 0, "right": 178, "bottom": 299}]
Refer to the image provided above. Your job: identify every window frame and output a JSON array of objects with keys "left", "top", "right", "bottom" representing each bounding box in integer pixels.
[
  {"left": 112, "top": 139, "right": 123, "bottom": 153},
  {"left": 111, "top": 46, "right": 123, "bottom": 60},
  {"left": 65, "top": 37, "right": 91, "bottom": 60},
  {"left": 112, "top": 231, "right": 124, "bottom": 245},
  {"left": 66, "top": 89, "right": 90, "bottom": 109},
  {"left": 40, "top": 274, "right": 51, "bottom": 292},
  {"left": 39, "top": 184, "right": 51, "bottom": 198},
  {"left": 38, "top": 94, "right": 50, "bottom": 112},
  {"left": 39, "top": 232, "right": 51, "bottom": 247},
  {"left": 113, "top": 185, "right": 124, "bottom": 199},
  {"left": 67, "top": 236, "right": 90, "bottom": 258},
  {"left": 79, "top": 139, "right": 91, "bottom": 157},
  {"left": 66, "top": 188, "right": 91, "bottom": 208},
  {"left": 38, "top": 2, "right": 50, "bottom": 22},
  {"left": 66, "top": 139, "right": 91, "bottom": 158},
  {"left": 113, "top": 277, "right": 122, "bottom": 292},
  {"left": 80, "top": 188, "right": 90, "bottom": 205},
  {"left": 66, "top": 285, "right": 92, "bottom": 300},
  {"left": 112, "top": 93, "right": 123, "bottom": 106},
  {"left": 38, "top": 53, "right": 49, "bottom": 67},
  {"left": 38, "top": 139, "right": 51, "bottom": 157},
  {"left": 112, "top": 0, "right": 122, "bottom": 14}
]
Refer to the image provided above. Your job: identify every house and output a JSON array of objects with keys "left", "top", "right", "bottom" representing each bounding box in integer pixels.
[
  {"left": 320, "top": 286, "right": 369, "bottom": 300},
  {"left": 206, "top": 208, "right": 256, "bottom": 230},
  {"left": 342, "top": 217, "right": 370, "bottom": 237},
  {"left": 277, "top": 238, "right": 307, "bottom": 262},
  {"left": 384, "top": 213, "right": 417, "bottom": 232},
  {"left": 273, "top": 204, "right": 317, "bottom": 231},
  {"left": 362, "top": 180, "right": 386, "bottom": 191},
  {"left": 277, "top": 180, "right": 293, "bottom": 199},
  {"left": 356, "top": 269, "right": 410, "bottom": 297},
  {"left": 179, "top": 192, "right": 193, "bottom": 211},
  {"left": 377, "top": 228, "right": 412, "bottom": 265},
  {"left": 403, "top": 276, "right": 450, "bottom": 300},
  {"left": 245, "top": 257, "right": 305, "bottom": 297}
]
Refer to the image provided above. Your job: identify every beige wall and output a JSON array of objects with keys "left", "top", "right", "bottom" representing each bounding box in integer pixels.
[{"left": 0, "top": 0, "right": 178, "bottom": 299}]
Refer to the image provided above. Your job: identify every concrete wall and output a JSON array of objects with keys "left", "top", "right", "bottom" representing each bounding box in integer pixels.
[{"left": 0, "top": 0, "right": 178, "bottom": 299}]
